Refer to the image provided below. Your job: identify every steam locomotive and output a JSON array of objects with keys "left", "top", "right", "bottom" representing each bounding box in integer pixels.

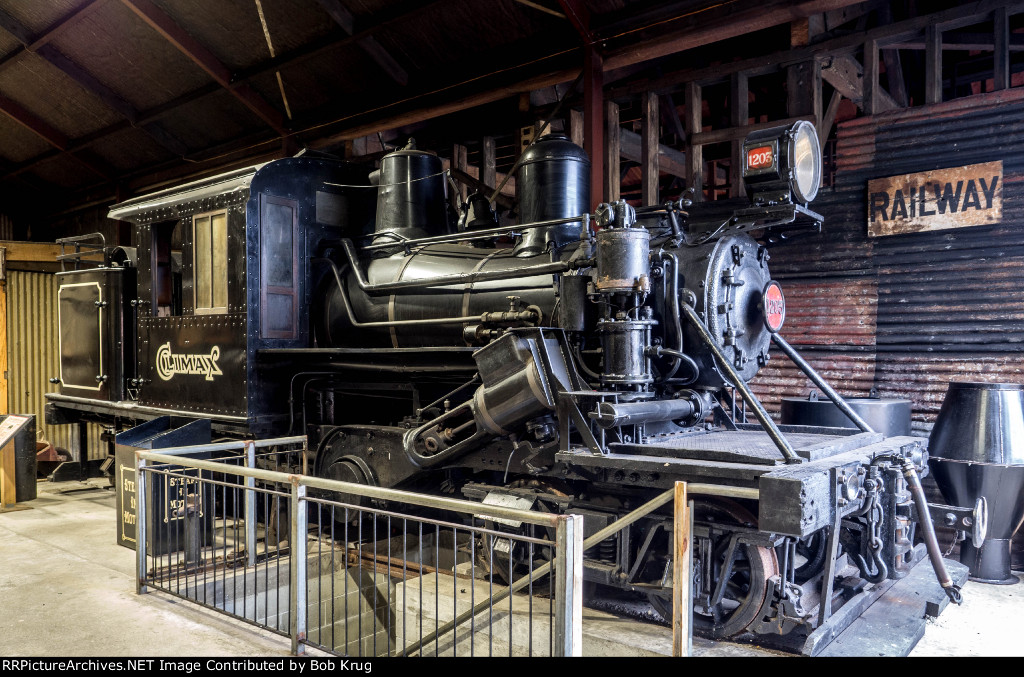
[{"left": 47, "top": 122, "right": 968, "bottom": 652}]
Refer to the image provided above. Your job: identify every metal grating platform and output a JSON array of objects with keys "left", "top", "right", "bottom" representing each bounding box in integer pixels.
[{"left": 619, "top": 430, "right": 884, "bottom": 465}]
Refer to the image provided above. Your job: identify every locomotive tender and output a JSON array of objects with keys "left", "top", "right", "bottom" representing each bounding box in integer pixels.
[{"left": 47, "top": 122, "right": 968, "bottom": 652}]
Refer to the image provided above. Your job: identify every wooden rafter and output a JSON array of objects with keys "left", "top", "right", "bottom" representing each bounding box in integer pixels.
[
  {"left": 607, "top": 0, "right": 1024, "bottom": 100},
  {"left": 556, "top": 0, "right": 592, "bottom": 42},
  {"left": 0, "top": 4, "right": 190, "bottom": 159},
  {"left": 15, "top": 0, "right": 877, "bottom": 200},
  {"left": 315, "top": 0, "right": 408, "bottom": 86},
  {"left": 119, "top": 0, "right": 287, "bottom": 135},
  {"left": 5, "top": 0, "right": 455, "bottom": 184}
]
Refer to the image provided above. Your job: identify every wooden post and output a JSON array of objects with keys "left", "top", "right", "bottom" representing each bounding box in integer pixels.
[
  {"left": 862, "top": 39, "right": 879, "bottom": 115},
  {"left": 0, "top": 438, "right": 15, "bottom": 508},
  {"left": 452, "top": 143, "right": 468, "bottom": 203},
  {"left": 605, "top": 101, "right": 620, "bottom": 202},
  {"left": 925, "top": 24, "right": 942, "bottom": 105},
  {"left": 555, "top": 513, "right": 584, "bottom": 656},
  {"left": 819, "top": 90, "right": 843, "bottom": 147},
  {"left": 584, "top": 44, "right": 604, "bottom": 210},
  {"left": 787, "top": 60, "right": 821, "bottom": 120},
  {"left": 730, "top": 73, "right": 748, "bottom": 198},
  {"left": 641, "top": 91, "right": 659, "bottom": 205},
  {"left": 672, "top": 481, "right": 691, "bottom": 657},
  {"left": 569, "top": 108, "right": 585, "bottom": 149},
  {"left": 481, "top": 136, "right": 496, "bottom": 191},
  {"left": 0, "top": 263, "right": 6, "bottom": 417},
  {"left": 878, "top": 4, "right": 907, "bottom": 108},
  {"left": 994, "top": 6, "right": 1009, "bottom": 91},
  {"left": 684, "top": 82, "right": 702, "bottom": 203}
]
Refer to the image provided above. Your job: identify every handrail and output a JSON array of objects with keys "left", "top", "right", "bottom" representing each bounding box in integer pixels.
[
  {"left": 136, "top": 445, "right": 561, "bottom": 529},
  {"left": 400, "top": 481, "right": 757, "bottom": 656}
]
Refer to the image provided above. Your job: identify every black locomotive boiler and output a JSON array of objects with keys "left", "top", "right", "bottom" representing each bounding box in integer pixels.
[{"left": 47, "top": 124, "right": 970, "bottom": 651}]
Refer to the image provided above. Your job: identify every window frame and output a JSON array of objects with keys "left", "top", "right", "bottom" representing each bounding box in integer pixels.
[
  {"left": 192, "top": 209, "right": 229, "bottom": 316},
  {"left": 259, "top": 194, "right": 300, "bottom": 339}
]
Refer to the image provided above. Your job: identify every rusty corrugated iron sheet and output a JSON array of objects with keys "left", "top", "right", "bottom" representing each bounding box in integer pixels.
[
  {"left": 761, "top": 88, "right": 1024, "bottom": 437},
  {"left": 750, "top": 351, "right": 877, "bottom": 420},
  {"left": 7, "top": 270, "right": 103, "bottom": 460}
]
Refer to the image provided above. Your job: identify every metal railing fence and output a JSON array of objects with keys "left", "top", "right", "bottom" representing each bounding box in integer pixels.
[{"left": 134, "top": 436, "right": 583, "bottom": 657}]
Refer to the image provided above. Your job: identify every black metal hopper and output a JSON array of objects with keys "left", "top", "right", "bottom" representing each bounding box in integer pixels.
[{"left": 929, "top": 382, "right": 1024, "bottom": 584}]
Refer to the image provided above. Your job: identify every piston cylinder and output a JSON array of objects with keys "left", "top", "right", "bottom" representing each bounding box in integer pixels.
[{"left": 598, "top": 318, "right": 655, "bottom": 388}]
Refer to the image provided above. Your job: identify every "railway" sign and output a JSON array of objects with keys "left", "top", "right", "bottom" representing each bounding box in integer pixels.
[{"left": 867, "top": 160, "right": 1002, "bottom": 237}]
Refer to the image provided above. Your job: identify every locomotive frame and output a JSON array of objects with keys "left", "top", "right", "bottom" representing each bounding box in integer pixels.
[{"left": 46, "top": 129, "right": 972, "bottom": 654}]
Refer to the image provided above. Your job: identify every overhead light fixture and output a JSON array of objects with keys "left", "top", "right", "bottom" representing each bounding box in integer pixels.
[{"left": 741, "top": 120, "right": 822, "bottom": 205}]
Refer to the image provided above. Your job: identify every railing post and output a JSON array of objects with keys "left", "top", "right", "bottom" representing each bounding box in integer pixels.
[
  {"left": 136, "top": 454, "right": 148, "bottom": 595},
  {"left": 245, "top": 441, "right": 257, "bottom": 568},
  {"left": 290, "top": 481, "right": 308, "bottom": 655},
  {"left": 672, "top": 481, "right": 692, "bottom": 657},
  {"left": 554, "top": 513, "right": 583, "bottom": 657}
]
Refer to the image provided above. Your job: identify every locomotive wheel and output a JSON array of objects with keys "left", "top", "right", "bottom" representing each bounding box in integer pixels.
[
  {"left": 791, "top": 532, "right": 829, "bottom": 584},
  {"left": 477, "top": 479, "right": 569, "bottom": 595},
  {"left": 317, "top": 440, "right": 380, "bottom": 524},
  {"left": 688, "top": 499, "right": 778, "bottom": 639},
  {"left": 645, "top": 499, "right": 777, "bottom": 638}
]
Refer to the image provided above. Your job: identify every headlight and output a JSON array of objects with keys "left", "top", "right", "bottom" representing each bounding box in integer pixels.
[{"left": 741, "top": 120, "right": 821, "bottom": 205}]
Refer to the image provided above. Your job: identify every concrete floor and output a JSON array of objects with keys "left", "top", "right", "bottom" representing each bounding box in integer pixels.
[{"left": 1, "top": 477, "right": 1022, "bottom": 658}]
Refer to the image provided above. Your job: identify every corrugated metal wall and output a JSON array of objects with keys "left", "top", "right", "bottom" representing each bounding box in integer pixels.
[
  {"left": 0, "top": 215, "right": 14, "bottom": 240},
  {"left": 751, "top": 87, "right": 1024, "bottom": 437},
  {"left": 7, "top": 270, "right": 104, "bottom": 460}
]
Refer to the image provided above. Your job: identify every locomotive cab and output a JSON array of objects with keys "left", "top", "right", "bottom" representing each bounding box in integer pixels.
[{"left": 49, "top": 157, "right": 375, "bottom": 436}]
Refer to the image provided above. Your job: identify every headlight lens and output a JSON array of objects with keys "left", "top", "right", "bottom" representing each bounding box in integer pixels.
[
  {"left": 741, "top": 120, "right": 822, "bottom": 205},
  {"left": 790, "top": 120, "right": 821, "bottom": 203}
]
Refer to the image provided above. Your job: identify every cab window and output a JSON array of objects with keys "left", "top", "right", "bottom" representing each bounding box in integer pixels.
[{"left": 193, "top": 210, "right": 228, "bottom": 315}]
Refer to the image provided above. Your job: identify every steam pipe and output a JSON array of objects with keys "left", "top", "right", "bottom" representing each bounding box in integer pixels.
[
  {"left": 591, "top": 398, "right": 697, "bottom": 429},
  {"left": 771, "top": 333, "right": 875, "bottom": 433},
  {"left": 681, "top": 303, "right": 802, "bottom": 464},
  {"left": 337, "top": 238, "right": 587, "bottom": 294},
  {"left": 873, "top": 453, "right": 964, "bottom": 605},
  {"left": 358, "top": 214, "right": 591, "bottom": 252},
  {"left": 315, "top": 257, "right": 540, "bottom": 329},
  {"left": 658, "top": 250, "right": 684, "bottom": 381},
  {"left": 652, "top": 347, "right": 700, "bottom": 385}
]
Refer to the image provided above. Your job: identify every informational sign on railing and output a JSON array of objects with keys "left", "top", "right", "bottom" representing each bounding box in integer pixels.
[
  {"left": 0, "top": 414, "right": 31, "bottom": 508},
  {"left": 867, "top": 160, "right": 1002, "bottom": 237}
]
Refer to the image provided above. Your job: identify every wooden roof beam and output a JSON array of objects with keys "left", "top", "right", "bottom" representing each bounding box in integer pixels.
[
  {"left": 0, "top": 93, "right": 69, "bottom": 150},
  {"left": 556, "top": 0, "right": 592, "bottom": 43},
  {"left": 513, "top": 1, "right": 566, "bottom": 20},
  {"left": 316, "top": 0, "right": 408, "bottom": 85},
  {"left": 0, "top": 1, "right": 106, "bottom": 75},
  {"left": 239, "top": 0, "right": 452, "bottom": 84},
  {"left": 607, "top": 1, "right": 1024, "bottom": 101},
  {"left": 119, "top": 0, "right": 287, "bottom": 135},
  {"left": 0, "top": 2, "right": 188, "bottom": 158}
]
